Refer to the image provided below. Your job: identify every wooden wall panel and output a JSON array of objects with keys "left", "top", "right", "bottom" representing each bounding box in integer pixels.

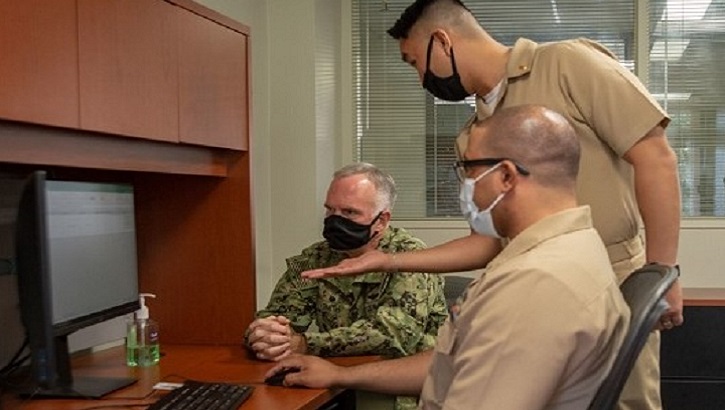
[{"left": 134, "top": 153, "right": 256, "bottom": 344}]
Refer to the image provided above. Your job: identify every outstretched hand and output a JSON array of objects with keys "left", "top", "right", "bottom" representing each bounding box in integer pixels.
[
  {"left": 302, "top": 249, "right": 392, "bottom": 279},
  {"left": 265, "top": 355, "right": 342, "bottom": 389}
]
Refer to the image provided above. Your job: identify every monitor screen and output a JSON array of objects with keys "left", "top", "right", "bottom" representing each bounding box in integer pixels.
[
  {"left": 46, "top": 180, "right": 139, "bottom": 332},
  {"left": 15, "top": 171, "right": 139, "bottom": 399}
]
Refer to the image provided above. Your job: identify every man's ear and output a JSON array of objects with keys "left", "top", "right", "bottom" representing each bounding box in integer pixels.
[
  {"left": 499, "top": 161, "right": 520, "bottom": 190},
  {"left": 456, "top": 128, "right": 469, "bottom": 161},
  {"left": 431, "top": 29, "right": 453, "bottom": 56},
  {"left": 378, "top": 210, "right": 392, "bottom": 229}
]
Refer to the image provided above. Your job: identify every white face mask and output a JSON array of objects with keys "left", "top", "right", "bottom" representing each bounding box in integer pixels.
[{"left": 459, "top": 163, "right": 506, "bottom": 238}]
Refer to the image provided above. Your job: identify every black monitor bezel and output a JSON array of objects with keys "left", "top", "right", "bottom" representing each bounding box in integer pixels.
[{"left": 14, "top": 170, "right": 139, "bottom": 398}]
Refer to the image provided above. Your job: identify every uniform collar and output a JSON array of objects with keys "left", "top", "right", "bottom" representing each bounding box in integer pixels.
[
  {"left": 474, "top": 38, "right": 538, "bottom": 120},
  {"left": 486, "top": 206, "right": 595, "bottom": 272},
  {"left": 505, "top": 38, "right": 537, "bottom": 80}
]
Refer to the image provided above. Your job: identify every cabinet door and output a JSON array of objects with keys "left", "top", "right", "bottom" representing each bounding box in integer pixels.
[
  {"left": 178, "top": 12, "right": 248, "bottom": 150},
  {"left": 78, "top": 0, "right": 179, "bottom": 142},
  {"left": 0, "top": 0, "right": 79, "bottom": 128},
  {"left": 661, "top": 306, "right": 725, "bottom": 409}
]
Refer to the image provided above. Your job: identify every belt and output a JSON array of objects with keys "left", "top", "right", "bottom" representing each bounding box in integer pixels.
[{"left": 605, "top": 235, "right": 644, "bottom": 262}]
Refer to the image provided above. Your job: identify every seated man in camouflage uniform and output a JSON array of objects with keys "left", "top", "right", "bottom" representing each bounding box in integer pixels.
[{"left": 245, "top": 162, "right": 447, "bottom": 410}]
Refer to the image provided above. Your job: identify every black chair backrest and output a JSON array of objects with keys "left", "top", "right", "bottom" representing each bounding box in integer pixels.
[
  {"left": 587, "top": 263, "right": 678, "bottom": 410},
  {"left": 443, "top": 275, "right": 474, "bottom": 309}
]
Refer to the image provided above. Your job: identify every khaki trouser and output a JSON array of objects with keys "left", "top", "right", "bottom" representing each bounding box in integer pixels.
[{"left": 608, "top": 236, "right": 662, "bottom": 410}]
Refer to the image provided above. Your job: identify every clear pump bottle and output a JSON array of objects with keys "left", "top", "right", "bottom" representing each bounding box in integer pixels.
[{"left": 126, "top": 293, "right": 160, "bottom": 367}]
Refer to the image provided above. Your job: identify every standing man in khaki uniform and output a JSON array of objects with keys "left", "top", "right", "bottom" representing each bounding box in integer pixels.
[
  {"left": 304, "top": 1, "right": 682, "bottom": 409},
  {"left": 274, "top": 105, "right": 631, "bottom": 410}
]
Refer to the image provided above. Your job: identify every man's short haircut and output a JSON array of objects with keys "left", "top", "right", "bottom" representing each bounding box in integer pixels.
[
  {"left": 387, "top": 0, "right": 471, "bottom": 39},
  {"left": 333, "top": 163, "right": 398, "bottom": 212},
  {"left": 472, "top": 105, "right": 581, "bottom": 188}
]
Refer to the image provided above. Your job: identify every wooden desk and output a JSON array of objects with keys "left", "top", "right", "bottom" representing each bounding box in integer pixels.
[
  {"left": 682, "top": 287, "right": 725, "bottom": 306},
  {"left": 2, "top": 345, "right": 380, "bottom": 410}
]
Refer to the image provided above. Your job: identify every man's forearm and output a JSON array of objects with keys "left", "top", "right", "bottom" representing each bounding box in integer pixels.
[
  {"left": 632, "top": 142, "right": 681, "bottom": 265},
  {"left": 393, "top": 233, "right": 500, "bottom": 273},
  {"left": 304, "top": 325, "right": 405, "bottom": 357},
  {"left": 626, "top": 126, "right": 681, "bottom": 265},
  {"left": 336, "top": 350, "right": 433, "bottom": 396}
]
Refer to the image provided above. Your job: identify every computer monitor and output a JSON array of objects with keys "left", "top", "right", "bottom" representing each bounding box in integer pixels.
[{"left": 14, "top": 171, "right": 140, "bottom": 398}]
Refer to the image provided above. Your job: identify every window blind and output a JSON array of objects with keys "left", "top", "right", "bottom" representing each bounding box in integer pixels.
[{"left": 648, "top": 0, "right": 725, "bottom": 216}]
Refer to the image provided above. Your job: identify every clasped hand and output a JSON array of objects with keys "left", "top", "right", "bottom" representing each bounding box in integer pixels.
[{"left": 247, "top": 315, "right": 298, "bottom": 361}]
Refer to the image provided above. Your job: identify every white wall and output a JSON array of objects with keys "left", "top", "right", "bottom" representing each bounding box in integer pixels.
[{"left": 676, "top": 220, "right": 725, "bottom": 287}]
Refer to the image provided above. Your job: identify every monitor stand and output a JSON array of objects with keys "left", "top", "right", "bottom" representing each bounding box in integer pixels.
[{"left": 18, "top": 376, "right": 137, "bottom": 399}]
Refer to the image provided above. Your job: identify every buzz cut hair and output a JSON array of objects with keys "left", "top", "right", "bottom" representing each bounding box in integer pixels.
[
  {"left": 472, "top": 105, "right": 581, "bottom": 187},
  {"left": 333, "top": 162, "right": 398, "bottom": 211},
  {"left": 387, "top": 0, "right": 472, "bottom": 39}
]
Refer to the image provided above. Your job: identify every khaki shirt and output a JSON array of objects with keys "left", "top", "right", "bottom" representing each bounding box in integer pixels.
[
  {"left": 459, "top": 38, "right": 669, "bottom": 259},
  {"left": 419, "top": 206, "right": 630, "bottom": 410}
]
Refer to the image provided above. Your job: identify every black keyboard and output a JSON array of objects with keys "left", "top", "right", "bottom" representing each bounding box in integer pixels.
[{"left": 147, "top": 380, "right": 254, "bottom": 410}]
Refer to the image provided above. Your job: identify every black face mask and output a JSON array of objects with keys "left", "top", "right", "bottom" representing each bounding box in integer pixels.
[
  {"left": 422, "top": 35, "right": 471, "bottom": 101},
  {"left": 323, "top": 213, "right": 382, "bottom": 251}
]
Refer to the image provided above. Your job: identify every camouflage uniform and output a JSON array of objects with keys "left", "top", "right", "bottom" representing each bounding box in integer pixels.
[{"left": 247, "top": 226, "right": 447, "bottom": 410}]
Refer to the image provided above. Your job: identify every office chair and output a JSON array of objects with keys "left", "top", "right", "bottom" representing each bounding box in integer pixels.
[
  {"left": 443, "top": 275, "right": 474, "bottom": 309},
  {"left": 587, "top": 263, "right": 679, "bottom": 410}
]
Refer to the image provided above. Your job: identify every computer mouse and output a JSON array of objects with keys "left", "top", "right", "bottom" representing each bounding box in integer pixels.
[{"left": 264, "top": 367, "right": 301, "bottom": 386}]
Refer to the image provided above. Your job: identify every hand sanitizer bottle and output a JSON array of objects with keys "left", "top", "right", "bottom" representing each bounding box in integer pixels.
[{"left": 126, "top": 293, "right": 160, "bottom": 367}]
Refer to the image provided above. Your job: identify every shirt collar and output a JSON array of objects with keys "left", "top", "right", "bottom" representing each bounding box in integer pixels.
[
  {"left": 474, "top": 38, "right": 538, "bottom": 120},
  {"left": 487, "top": 206, "right": 595, "bottom": 272},
  {"left": 505, "top": 38, "right": 537, "bottom": 80}
]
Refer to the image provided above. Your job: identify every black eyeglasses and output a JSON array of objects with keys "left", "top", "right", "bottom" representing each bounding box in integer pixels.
[{"left": 453, "top": 158, "right": 531, "bottom": 182}]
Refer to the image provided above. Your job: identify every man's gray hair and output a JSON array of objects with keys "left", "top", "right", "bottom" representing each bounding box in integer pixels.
[{"left": 333, "top": 163, "right": 397, "bottom": 212}]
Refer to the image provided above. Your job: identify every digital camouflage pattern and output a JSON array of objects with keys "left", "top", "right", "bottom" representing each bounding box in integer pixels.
[{"left": 247, "top": 226, "right": 447, "bottom": 410}]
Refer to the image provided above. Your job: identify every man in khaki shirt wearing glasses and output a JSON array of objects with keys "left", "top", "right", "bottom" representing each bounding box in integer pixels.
[{"left": 269, "top": 105, "right": 630, "bottom": 410}]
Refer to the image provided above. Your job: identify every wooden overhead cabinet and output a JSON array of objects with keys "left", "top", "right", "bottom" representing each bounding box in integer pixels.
[
  {"left": 1, "top": 0, "right": 249, "bottom": 150},
  {"left": 178, "top": 9, "right": 249, "bottom": 150},
  {"left": 77, "top": 0, "right": 180, "bottom": 143},
  {"left": 78, "top": 0, "right": 249, "bottom": 149},
  {"left": 0, "top": 0, "right": 80, "bottom": 129}
]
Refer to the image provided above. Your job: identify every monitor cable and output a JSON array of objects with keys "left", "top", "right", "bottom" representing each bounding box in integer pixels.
[{"left": 0, "top": 336, "right": 29, "bottom": 378}]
